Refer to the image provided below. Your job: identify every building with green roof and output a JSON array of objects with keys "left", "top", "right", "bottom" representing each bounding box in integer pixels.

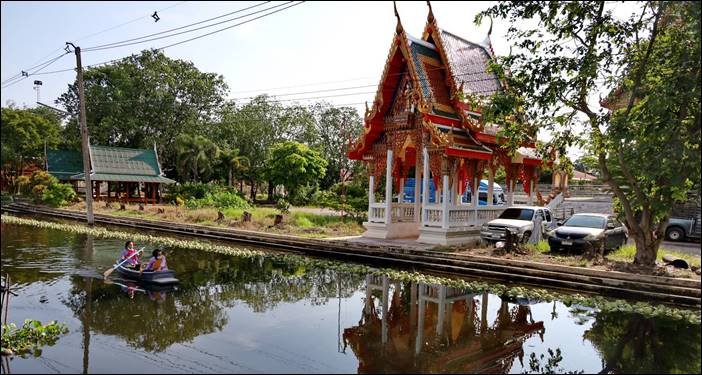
[{"left": 46, "top": 144, "right": 175, "bottom": 204}]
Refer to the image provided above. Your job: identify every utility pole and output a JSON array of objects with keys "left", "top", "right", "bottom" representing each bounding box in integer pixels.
[{"left": 67, "top": 43, "right": 94, "bottom": 225}]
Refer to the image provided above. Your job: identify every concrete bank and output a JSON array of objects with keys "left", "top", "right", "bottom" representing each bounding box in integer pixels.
[{"left": 2, "top": 202, "right": 700, "bottom": 306}]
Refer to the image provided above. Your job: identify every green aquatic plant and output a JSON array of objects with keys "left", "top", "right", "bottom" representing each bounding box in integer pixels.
[
  {"left": 1, "top": 319, "right": 68, "bottom": 356},
  {"left": 2, "top": 214, "right": 700, "bottom": 326}
]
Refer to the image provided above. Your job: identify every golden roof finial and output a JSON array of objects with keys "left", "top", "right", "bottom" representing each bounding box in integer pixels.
[
  {"left": 426, "top": 1, "right": 434, "bottom": 23},
  {"left": 393, "top": 1, "right": 403, "bottom": 34}
]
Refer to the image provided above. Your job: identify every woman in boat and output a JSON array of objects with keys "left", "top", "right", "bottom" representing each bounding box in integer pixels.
[
  {"left": 120, "top": 241, "right": 141, "bottom": 271},
  {"left": 144, "top": 249, "right": 168, "bottom": 272}
]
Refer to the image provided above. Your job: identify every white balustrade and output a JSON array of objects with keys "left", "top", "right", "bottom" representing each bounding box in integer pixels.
[
  {"left": 369, "top": 202, "right": 387, "bottom": 223},
  {"left": 391, "top": 203, "right": 415, "bottom": 223},
  {"left": 422, "top": 204, "right": 443, "bottom": 227}
]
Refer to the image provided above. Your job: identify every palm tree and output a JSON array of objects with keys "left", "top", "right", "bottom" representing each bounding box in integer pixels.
[
  {"left": 219, "top": 148, "right": 249, "bottom": 187},
  {"left": 175, "top": 134, "right": 220, "bottom": 182}
]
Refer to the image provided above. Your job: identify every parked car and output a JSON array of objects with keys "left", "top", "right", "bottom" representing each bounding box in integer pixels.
[
  {"left": 480, "top": 206, "right": 556, "bottom": 243},
  {"left": 547, "top": 213, "right": 628, "bottom": 252}
]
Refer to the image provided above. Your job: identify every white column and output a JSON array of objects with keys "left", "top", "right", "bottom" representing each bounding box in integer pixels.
[
  {"left": 507, "top": 179, "right": 515, "bottom": 206},
  {"left": 368, "top": 175, "right": 375, "bottom": 220},
  {"left": 441, "top": 175, "right": 449, "bottom": 229},
  {"left": 450, "top": 177, "right": 458, "bottom": 205},
  {"left": 385, "top": 150, "right": 393, "bottom": 224},
  {"left": 527, "top": 179, "right": 534, "bottom": 205},
  {"left": 487, "top": 168, "right": 495, "bottom": 206},
  {"left": 414, "top": 162, "right": 421, "bottom": 223},
  {"left": 415, "top": 288, "right": 425, "bottom": 355}
]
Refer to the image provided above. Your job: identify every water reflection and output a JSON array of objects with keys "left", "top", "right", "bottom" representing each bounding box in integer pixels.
[
  {"left": 343, "top": 275, "right": 545, "bottom": 373},
  {"left": 2, "top": 222, "right": 700, "bottom": 374}
]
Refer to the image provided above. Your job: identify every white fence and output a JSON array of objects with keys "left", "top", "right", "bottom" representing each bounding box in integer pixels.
[{"left": 422, "top": 205, "right": 505, "bottom": 228}]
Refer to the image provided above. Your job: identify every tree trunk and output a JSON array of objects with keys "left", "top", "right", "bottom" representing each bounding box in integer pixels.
[
  {"left": 631, "top": 226, "right": 665, "bottom": 267},
  {"left": 228, "top": 168, "right": 233, "bottom": 187},
  {"left": 267, "top": 180, "right": 275, "bottom": 202},
  {"left": 249, "top": 179, "right": 256, "bottom": 201}
]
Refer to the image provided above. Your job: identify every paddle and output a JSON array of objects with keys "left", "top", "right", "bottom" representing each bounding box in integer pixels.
[{"left": 103, "top": 247, "right": 144, "bottom": 278}]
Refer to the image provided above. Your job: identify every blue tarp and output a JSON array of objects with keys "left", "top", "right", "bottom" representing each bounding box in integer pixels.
[{"left": 401, "top": 178, "right": 505, "bottom": 205}]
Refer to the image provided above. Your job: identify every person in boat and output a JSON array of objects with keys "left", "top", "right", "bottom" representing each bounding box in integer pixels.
[
  {"left": 144, "top": 249, "right": 168, "bottom": 272},
  {"left": 120, "top": 241, "right": 141, "bottom": 271}
]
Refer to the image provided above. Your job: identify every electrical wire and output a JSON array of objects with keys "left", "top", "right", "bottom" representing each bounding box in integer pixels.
[
  {"left": 83, "top": 1, "right": 271, "bottom": 51},
  {"left": 0, "top": 1, "right": 187, "bottom": 85}
]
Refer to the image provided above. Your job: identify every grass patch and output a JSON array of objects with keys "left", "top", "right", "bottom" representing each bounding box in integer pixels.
[
  {"left": 63, "top": 202, "right": 363, "bottom": 238},
  {"left": 608, "top": 245, "right": 701, "bottom": 268},
  {"left": 525, "top": 240, "right": 551, "bottom": 255}
]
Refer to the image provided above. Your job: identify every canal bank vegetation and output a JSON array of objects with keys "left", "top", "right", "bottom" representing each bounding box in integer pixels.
[
  {"left": 467, "top": 241, "right": 701, "bottom": 279},
  {"left": 63, "top": 200, "right": 364, "bottom": 238},
  {"left": 2, "top": 215, "right": 699, "bottom": 326},
  {"left": 1, "top": 320, "right": 68, "bottom": 357}
]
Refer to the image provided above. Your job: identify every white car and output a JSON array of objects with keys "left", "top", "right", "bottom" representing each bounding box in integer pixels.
[{"left": 480, "top": 206, "right": 556, "bottom": 243}]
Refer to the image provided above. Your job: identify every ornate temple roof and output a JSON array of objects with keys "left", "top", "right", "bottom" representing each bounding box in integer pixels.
[{"left": 438, "top": 30, "right": 503, "bottom": 97}]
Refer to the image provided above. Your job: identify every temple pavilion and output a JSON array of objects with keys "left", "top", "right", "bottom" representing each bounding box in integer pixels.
[
  {"left": 348, "top": 3, "right": 542, "bottom": 245},
  {"left": 46, "top": 144, "right": 175, "bottom": 204}
]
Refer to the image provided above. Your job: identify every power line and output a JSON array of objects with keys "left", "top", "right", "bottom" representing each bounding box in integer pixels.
[
  {"left": 10, "top": 2, "right": 305, "bottom": 82},
  {"left": 1, "top": 52, "right": 70, "bottom": 90},
  {"left": 157, "top": 1, "right": 305, "bottom": 51},
  {"left": 0, "top": 1, "right": 187, "bottom": 85},
  {"left": 83, "top": 1, "right": 275, "bottom": 52}
]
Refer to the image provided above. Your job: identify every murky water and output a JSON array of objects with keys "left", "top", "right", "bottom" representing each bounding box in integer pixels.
[{"left": 1, "top": 223, "right": 700, "bottom": 374}]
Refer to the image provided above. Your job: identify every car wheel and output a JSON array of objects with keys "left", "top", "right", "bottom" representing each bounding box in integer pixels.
[
  {"left": 522, "top": 232, "right": 531, "bottom": 243},
  {"left": 665, "top": 227, "right": 685, "bottom": 242}
]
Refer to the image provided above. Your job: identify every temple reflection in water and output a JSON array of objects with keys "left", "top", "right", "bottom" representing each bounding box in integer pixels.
[{"left": 343, "top": 275, "right": 545, "bottom": 373}]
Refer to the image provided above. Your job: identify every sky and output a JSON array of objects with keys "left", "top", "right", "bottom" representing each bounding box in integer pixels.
[
  {"left": 1, "top": 1, "right": 640, "bottom": 159},
  {"left": 1, "top": 1, "right": 505, "bottom": 111}
]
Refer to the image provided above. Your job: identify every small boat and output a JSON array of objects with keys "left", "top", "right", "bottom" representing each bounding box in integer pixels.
[{"left": 115, "top": 265, "right": 179, "bottom": 285}]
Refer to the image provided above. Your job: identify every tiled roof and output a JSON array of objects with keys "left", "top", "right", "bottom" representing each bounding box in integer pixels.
[
  {"left": 439, "top": 30, "right": 502, "bottom": 97},
  {"left": 69, "top": 145, "right": 174, "bottom": 184},
  {"left": 46, "top": 150, "right": 83, "bottom": 180},
  {"left": 407, "top": 36, "right": 459, "bottom": 120}
]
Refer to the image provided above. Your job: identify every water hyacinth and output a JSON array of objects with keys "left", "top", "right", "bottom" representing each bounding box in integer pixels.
[{"left": 2, "top": 214, "right": 700, "bottom": 325}]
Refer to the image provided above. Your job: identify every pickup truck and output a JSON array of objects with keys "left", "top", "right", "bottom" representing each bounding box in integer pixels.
[
  {"left": 480, "top": 206, "right": 556, "bottom": 243},
  {"left": 665, "top": 216, "right": 701, "bottom": 242}
]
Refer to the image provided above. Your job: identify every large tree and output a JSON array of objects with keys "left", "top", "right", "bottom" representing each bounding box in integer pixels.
[
  {"left": 216, "top": 96, "right": 315, "bottom": 200},
  {"left": 56, "top": 49, "right": 228, "bottom": 177},
  {"left": 265, "top": 141, "right": 327, "bottom": 202},
  {"left": 1, "top": 106, "right": 61, "bottom": 190},
  {"left": 308, "top": 103, "right": 363, "bottom": 190},
  {"left": 175, "top": 134, "right": 220, "bottom": 183},
  {"left": 477, "top": 1, "right": 701, "bottom": 266}
]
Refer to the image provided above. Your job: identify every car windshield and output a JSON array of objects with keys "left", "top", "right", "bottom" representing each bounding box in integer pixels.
[
  {"left": 499, "top": 208, "right": 534, "bottom": 221},
  {"left": 564, "top": 215, "right": 606, "bottom": 229}
]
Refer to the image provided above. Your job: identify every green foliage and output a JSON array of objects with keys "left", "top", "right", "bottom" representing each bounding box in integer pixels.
[
  {"left": 525, "top": 240, "right": 551, "bottom": 255},
  {"left": 523, "top": 348, "right": 584, "bottom": 374},
  {"left": 184, "top": 190, "right": 251, "bottom": 210},
  {"left": 1, "top": 319, "right": 68, "bottom": 356},
  {"left": 1, "top": 106, "right": 62, "bottom": 190},
  {"left": 265, "top": 141, "right": 327, "bottom": 201},
  {"left": 477, "top": 1, "right": 701, "bottom": 266},
  {"left": 56, "top": 49, "right": 229, "bottom": 172},
  {"left": 18, "top": 171, "right": 60, "bottom": 202},
  {"left": 175, "top": 134, "right": 220, "bottom": 182},
  {"left": 314, "top": 181, "right": 368, "bottom": 222},
  {"left": 275, "top": 198, "right": 290, "bottom": 215},
  {"left": 307, "top": 103, "right": 363, "bottom": 190},
  {"left": 41, "top": 183, "right": 77, "bottom": 207},
  {"left": 0, "top": 191, "right": 13, "bottom": 204},
  {"left": 608, "top": 245, "right": 701, "bottom": 268},
  {"left": 166, "top": 182, "right": 221, "bottom": 200},
  {"left": 217, "top": 148, "right": 248, "bottom": 187}
]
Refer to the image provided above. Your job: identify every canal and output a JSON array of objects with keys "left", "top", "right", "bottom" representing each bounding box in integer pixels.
[{"left": 1, "top": 222, "right": 700, "bottom": 373}]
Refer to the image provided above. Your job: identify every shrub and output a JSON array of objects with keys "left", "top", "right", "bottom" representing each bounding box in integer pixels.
[
  {"left": 41, "top": 183, "right": 77, "bottom": 207},
  {"left": 314, "top": 182, "right": 368, "bottom": 222},
  {"left": 276, "top": 198, "right": 291, "bottom": 214},
  {"left": 18, "top": 171, "right": 59, "bottom": 199},
  {"left": 185, "top": 191, "right": 251, "bottom": 210}
]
